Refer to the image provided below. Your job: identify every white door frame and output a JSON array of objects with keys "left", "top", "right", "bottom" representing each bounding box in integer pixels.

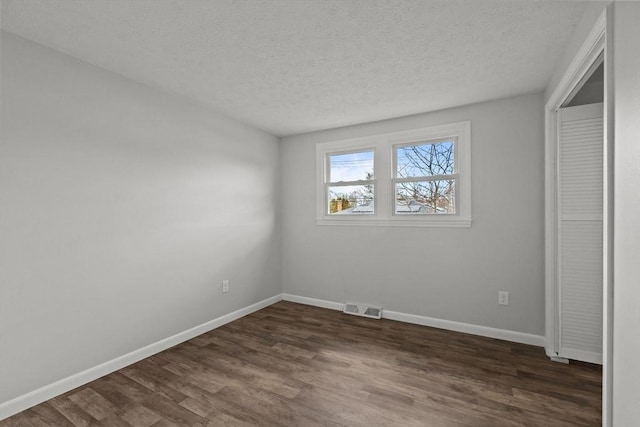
[{"left": 544, "top": 9, "right": 612, "bottom": 426}]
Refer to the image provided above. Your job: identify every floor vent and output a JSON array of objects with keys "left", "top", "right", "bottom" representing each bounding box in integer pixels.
[{"left": 343, "top": 302, "right": 382, "bottom": 319}]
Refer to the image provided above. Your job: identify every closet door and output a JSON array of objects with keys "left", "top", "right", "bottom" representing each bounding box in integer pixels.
[{"left": 558, "top": 103, "right": 603, "bottom": 364}]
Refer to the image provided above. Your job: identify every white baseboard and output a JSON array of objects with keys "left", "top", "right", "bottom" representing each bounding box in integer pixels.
[
  {"left": 282, "top": 293, "right": 344, "bottom": 311},
  {"left": 283, "top": 293, "right": 544, "bottom": 347},
  {"left": 0, "top": 294, "right": 283, "bottom": 421},
  {"left": 383, "top": 309, "right": 545, "bottom": 347}
]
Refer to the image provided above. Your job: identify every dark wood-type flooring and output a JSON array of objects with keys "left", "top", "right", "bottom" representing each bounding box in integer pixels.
[{"left": 1, "top": 301, "right": 602, "bottom": 426}]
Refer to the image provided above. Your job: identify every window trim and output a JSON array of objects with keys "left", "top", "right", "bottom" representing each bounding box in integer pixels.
[{"left": 316, "top": 121, "right": 472, "bottom": 227}]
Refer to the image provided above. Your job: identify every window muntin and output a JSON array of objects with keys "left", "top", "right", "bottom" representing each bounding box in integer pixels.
[
  {"left": 393, "top": 139, "right": 457, "bottom": 215},
  {"left": 326, "top": 150, "right": 375, "bottom": 215}
]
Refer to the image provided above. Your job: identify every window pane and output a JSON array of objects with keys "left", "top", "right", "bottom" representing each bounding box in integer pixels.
[
  {"left": 395, "top": 180, "right": 455, "bottom": 214},
  {"left": 329, "top": 151, "right": 374, "bottom": 183},
  {"left": 396, "top": 140, "right": 454, "bottom": 178},
  {"left": 328, "top": 185, "right": 374, "bottom": 215}
]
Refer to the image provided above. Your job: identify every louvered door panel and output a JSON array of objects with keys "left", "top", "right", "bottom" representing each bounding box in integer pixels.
[{"left": 558, "top": 103, "right": 603, "bottom": 364}]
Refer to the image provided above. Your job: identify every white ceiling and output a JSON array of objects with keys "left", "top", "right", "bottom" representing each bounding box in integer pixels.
[{"left": 1, "top": 0, "right": 588, "bottom": 136}]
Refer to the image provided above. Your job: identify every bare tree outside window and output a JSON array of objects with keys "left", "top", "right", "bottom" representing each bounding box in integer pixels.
[{"left": 395, "top": 140, "right": 456, "bottom": 214}]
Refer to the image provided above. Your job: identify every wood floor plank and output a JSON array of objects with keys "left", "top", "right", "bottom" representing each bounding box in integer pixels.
[
  {"left": 119, "top": 404, "right": 163, "bottom": 427},
  {"left": 47, "top": 397, "right": 97, "bottom": 427},
  {"left": 0, "top": 301, "right": 601, "bottom": 426},
  {"left": 67, "top": 387, "right": 117, "bottom": 421}
]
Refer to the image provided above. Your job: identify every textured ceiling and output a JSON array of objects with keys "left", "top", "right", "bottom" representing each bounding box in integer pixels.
[{"left": 1, "top": 0, "right": 588, "bottom": 136}]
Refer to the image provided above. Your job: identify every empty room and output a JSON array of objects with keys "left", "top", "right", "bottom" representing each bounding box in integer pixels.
[{"left": 0, "top": 0, "right": 638, "bottom": 426}]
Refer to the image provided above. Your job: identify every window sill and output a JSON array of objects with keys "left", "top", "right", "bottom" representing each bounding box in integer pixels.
[{"left": 316, "top": 217, "right": 472, "bottom": 227}]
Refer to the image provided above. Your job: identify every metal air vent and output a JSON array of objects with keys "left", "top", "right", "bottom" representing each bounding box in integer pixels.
[{"left": 343, "top": 302, "right": 382, "bottom": 319}]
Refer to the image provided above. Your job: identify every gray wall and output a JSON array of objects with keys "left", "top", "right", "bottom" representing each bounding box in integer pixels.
[
  {"left": 612, "top": 2, "right": 640, "bottom": 424},
  {"left": 0, "top": 32, "right": 282, "bottom": 403},
  {"left": 281, "top": 93, "right": 545, "bottom": 336},
  {"left": 566, "top": 80, "right": 603, "bottom": 107}
]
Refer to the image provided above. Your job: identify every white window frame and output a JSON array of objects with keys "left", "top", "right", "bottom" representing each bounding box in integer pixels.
[{"left": 316, "top": 121, "right": 472, "bottom": 227}]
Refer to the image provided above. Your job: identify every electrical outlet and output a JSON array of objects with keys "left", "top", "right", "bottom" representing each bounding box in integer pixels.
[
  {"left": 498, "top": 291, "right": 509, "bottom": 306},
  {"left": 222, "top": 280, "right": 229, "bottom": 293}
]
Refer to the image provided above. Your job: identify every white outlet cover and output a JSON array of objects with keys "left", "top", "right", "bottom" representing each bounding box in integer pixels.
[{"left": 498, "top": 291, "right": 509, "bottom": 305}]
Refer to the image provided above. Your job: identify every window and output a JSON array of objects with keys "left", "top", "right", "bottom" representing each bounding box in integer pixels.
[
  {"left": 394, "top": 139, "right": 456, "bottom": 215},
  {"left": 316, "top": 121, "right": 471, "bottom": 227},
  {"left": 326, "top": 150, "right": 375, "bottom": 215}
]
